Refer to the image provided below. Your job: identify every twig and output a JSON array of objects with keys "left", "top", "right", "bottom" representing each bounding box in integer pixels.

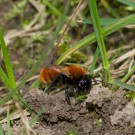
[
  {"left": 56, "top": 0, "right": 83, "bottom": 45},
  {"left": 112, "top": 49, "right": 135, "bottom": 65}
]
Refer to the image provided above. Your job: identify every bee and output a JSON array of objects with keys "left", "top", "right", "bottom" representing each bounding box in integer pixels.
[{"left": 40, "top": 65, "right": 97, "bottom": 104}]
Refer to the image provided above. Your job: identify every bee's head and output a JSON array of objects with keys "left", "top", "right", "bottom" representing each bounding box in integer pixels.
[{"left": 77, "top": 74, "right": 92, "bottom": 91}]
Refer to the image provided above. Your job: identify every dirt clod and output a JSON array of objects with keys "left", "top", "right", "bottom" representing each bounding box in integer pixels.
[
  {"left": 4, "top": 85, "right": 135, "bottom": 135},
  {"left": 110, "top": 101, "right": 135, "bottom": 125}
]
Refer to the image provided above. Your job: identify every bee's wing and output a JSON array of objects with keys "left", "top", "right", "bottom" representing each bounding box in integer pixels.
[{"left": 48, "top": 65, "right": 69, "bottom": 76}]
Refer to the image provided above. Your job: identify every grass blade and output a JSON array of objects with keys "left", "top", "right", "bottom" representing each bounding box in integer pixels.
[
  {"left": 30, "top": 79, "right": 40, "bottom": 89},
  {"left": 42, "top": 0, "right": 61, "bottom": 16},
  {"left": 55, "top": 14, "right": 135, "bottom": 65},
  {"left": 19, "top": 96, "right": 32, "bottom": 113},
  {"left": 122, "top": 65, "right": 135, "bottom": 83},
  {"left": 0, "top": 124, "right": 4, "bottom": 135},
  {"left": 114, "top": 65, "right": 135, "bottom": 91},
  {"left": 0, "top": 67, "right": 11, "bottom": 89},
  {"left": 88, "top": 0, "right": 110, "bottom": 82},
  {"left": 0, "top": 0, "right": 70, "bottom": 106},
  {"left": 7, "top": 106, "right": 11, "bottom": 135},
  {"left": 84, "top": 17, "right": 135, "bottom": 26},
  {"left": 0, "top": 31, "right": 16, "bottom": 89},
  {"left": 101, "top": 0, "right": 119, "bottom": 18},
  {"left": 112, "top": 79, "right": 135, "bottom": 91},
  {"left": 88, "top": 47, "right": 99, "bottom": 74},
  {"left": 84, "top": 18, "right": 119, "bottom": 26},
  {"left": 29, "top": 108, "right": 44, "bottom": 127},
  {"left": 21, "top": 107, "right": 44, "bottom": 135},
  {"left": 116, "top": 0, "right": 135, "bottom": 8}
]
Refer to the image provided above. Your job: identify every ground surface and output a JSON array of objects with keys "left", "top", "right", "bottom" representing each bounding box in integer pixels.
[
  {"left": 2, "top": 85, "right": 135, "bottom": 135},
  {"left": 0, "top": 1, "right": 135, "bottom": 135}
]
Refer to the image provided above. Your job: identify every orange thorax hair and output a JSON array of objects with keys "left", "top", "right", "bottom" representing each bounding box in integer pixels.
[{"left": 64, "top": 65, "right": 87, "bottom": 79}]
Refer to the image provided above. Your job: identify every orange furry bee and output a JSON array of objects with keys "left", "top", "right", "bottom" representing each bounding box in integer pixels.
[{"left": 40, "top": 65, "right": 96, "bottom": 104}]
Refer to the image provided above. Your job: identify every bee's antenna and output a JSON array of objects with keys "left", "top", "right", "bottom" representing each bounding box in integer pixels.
[{"left": 88, "top": 74, "right": 103, "bottom": 85}]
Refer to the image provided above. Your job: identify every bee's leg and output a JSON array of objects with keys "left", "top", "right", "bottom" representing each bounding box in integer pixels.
[
  {"left": 83, "top": 86, "right": 86, "bottom": 94},
  {"left": 73, "top": 86, "right": 78, "bottom": 97},
  {"left": 89, "top": 75, "right": 98, "bottom": 85},
  {"left": 65, "top": 86, "right": 71, "bottom": 105},
  {"left": 46, "top": 75, "right": 62, "bottom": 93}
]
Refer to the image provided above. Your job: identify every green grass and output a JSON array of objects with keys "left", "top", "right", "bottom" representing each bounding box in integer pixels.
[
  {"left": 114, "top": 65, "right": 135, "bottom": 91},
  {"left": 0, "top": 31, "right": 18, "bottom": 102},
  {"left": 42, "top": 0, "right": 61, "bottom": 17},
  {"left": 88, "top": 0, "right": 110, "bottom": 82},
  {"left": 112, "top": 80, "right": 135, "bottom": 91},
  {"left": 0, "top": 124, "right": 4, "bottom": 135},
  {"left": 0, "top": 0, "right": 71, "bottom": 133},
  {"left": 0, "top": 0, "right": 70, "bottom": 106},
  {"left": 0, "top": 68, "right": 11, "bottom": 90},
  {"left": 7, "top": 106, "right": 11, "bottom": 135},
  {"left": 0, "top": 31, "right": 16, "bottom": 89},
  {"left": 0, "top": 0, "right": 135, "bottom": 133},
  {"left": 0, "top": 0, "right": 134, "bottom": 107},
  {"left": 55, "top": 14, "right": 135, "bottom": 66},
  {"left": 116, "top": 0, "right": 135, "bottom": 8},
  {"left": 88, "top": 47, "right": 100, "bottom": 74}
]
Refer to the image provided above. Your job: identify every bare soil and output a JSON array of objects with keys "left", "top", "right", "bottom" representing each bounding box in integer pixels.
[{"left": 2, "top": 85, "right": 135, "bottom": 135}]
